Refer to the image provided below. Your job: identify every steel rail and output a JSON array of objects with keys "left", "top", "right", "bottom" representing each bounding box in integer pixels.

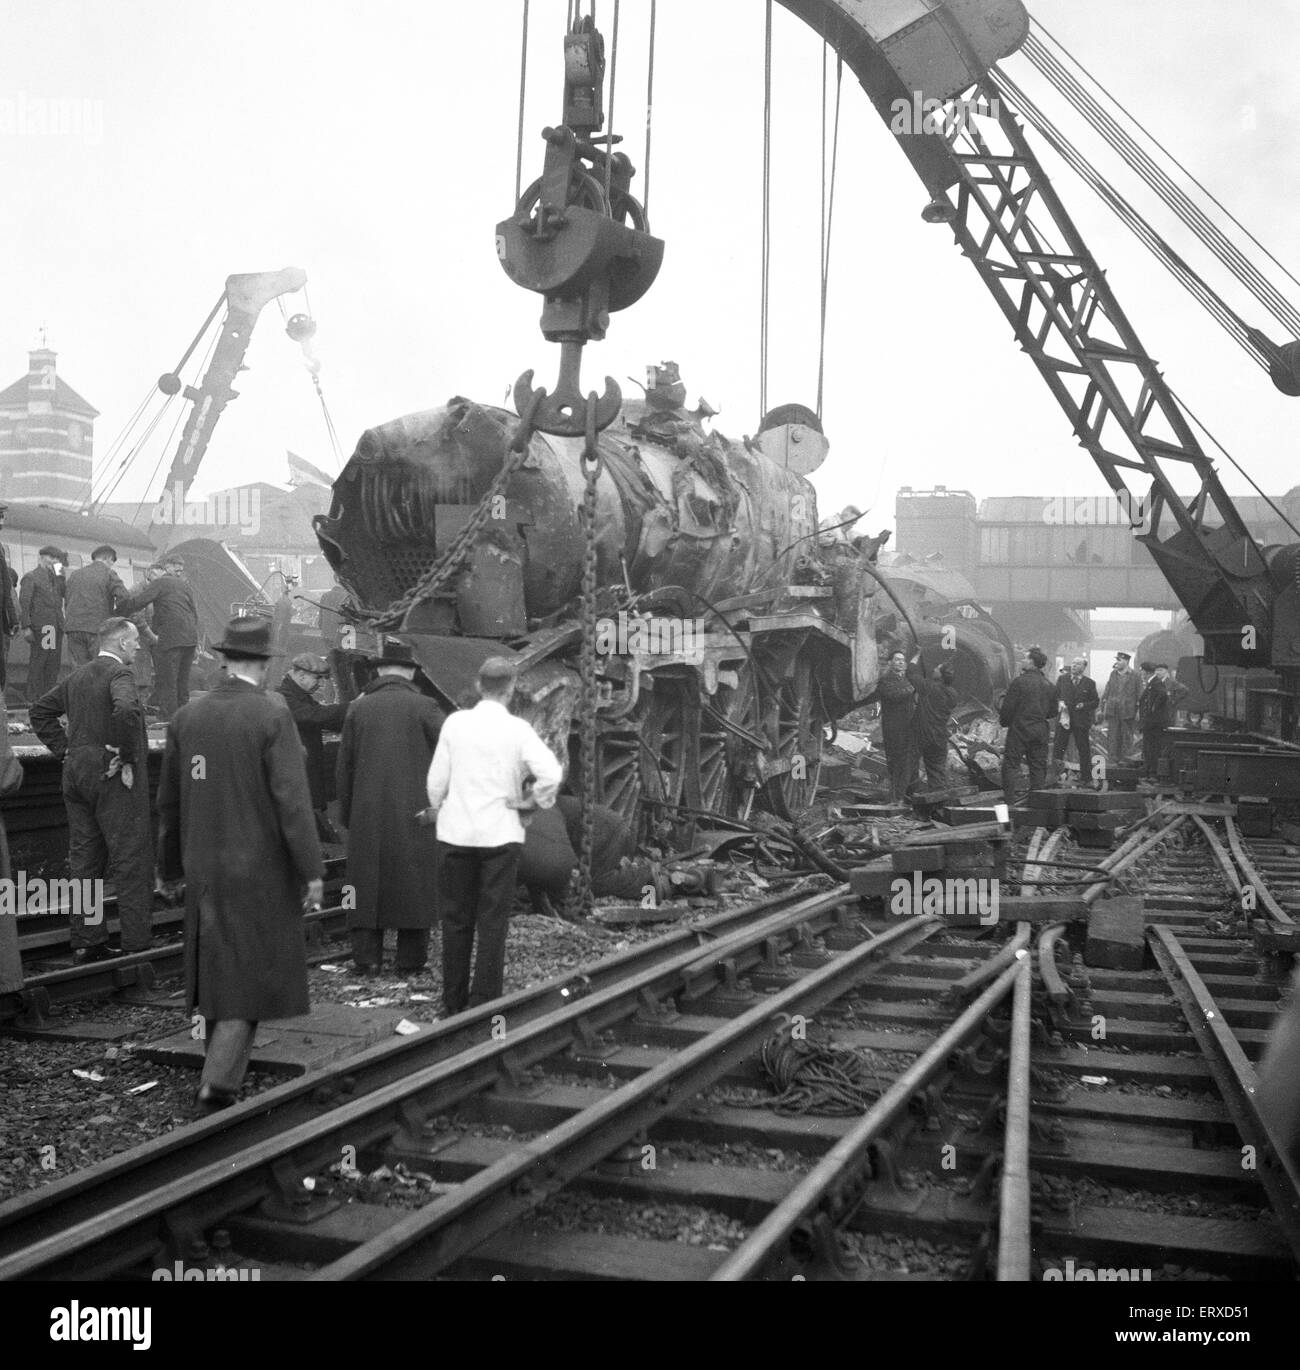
[
  {"left": 1193, "top": 815, "right": 1245, "bottom": 898},
  {"left": 1037, "top": 816, "right": 1187, "bottom": 1018},
  {"left": 2, "top": 898, "right": 351, "bottom": 1023},
  {"left": 0, "top": 882, "right": 858, "bottom": 1278},
  {"left": 996, "top": 957, "right": 1033, "bottom": 1281},
  {"left": 316, "top": 916, "right": 943, "bottom": 1281},
  {"left": 1081, "top": 814, "right": 1189, "bottom": 906},
  {"left": 1148, "top": 925, "right": 1300, "bottom": 1262},
  {"left": 1224, "top": 816, "right": 1296, "bottom": 927},
  {"left": 710, "top": 953, "right": 1021, "bottom": 1280}
]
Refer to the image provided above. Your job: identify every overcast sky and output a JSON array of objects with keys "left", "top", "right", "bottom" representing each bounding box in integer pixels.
[{"left": 1, "top": 0, "right": 1298, "bottom": 530}]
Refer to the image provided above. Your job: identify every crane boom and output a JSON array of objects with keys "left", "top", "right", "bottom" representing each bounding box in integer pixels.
[
  {"left": 155, "top": 267, "right": 307, "bottom": 507},
  {"left": 775, "top": 0, "right": 1297, "bottom": 675}
]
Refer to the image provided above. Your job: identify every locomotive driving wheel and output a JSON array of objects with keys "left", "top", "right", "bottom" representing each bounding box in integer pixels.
[
  {"left": 760, "top": 655, "right": 825, "bottom": 820},
  {"left": 594, "top": 713, "right": 643, "bottom": 828},
  {"left": 700, "top": 662, "right": 763, "bottom": 823},
  {"left": 638, "top": 676, "right": 699, "bottom": 845}
]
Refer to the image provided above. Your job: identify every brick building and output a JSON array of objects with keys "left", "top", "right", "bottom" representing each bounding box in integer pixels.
[{"left": 0, "top": 348, "right": 98, "bottom": 508}]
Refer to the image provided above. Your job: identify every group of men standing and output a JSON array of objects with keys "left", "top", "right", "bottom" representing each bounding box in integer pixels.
[
  {"left": 998, "top": 647, "right": 1188, "bottom": 799},
  {"left": 31, "top": 606, "right": 561, "bottom": 1110},
  {"left": 0, "top": 528, "right": 198, "bottom": 721}
]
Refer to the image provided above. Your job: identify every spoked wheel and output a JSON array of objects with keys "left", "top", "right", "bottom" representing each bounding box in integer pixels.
[
  {"left": 638, "top": 676, "right": 700, "bottom": 845},
  {"left": 760, "top": 655, "right": 825, "bottom": 820},
  {"left": 700, "top": 662, "right": 763, "bottom": 823},
  {"left": 594, "top": 714, "right": 644, "bottom": 828}
]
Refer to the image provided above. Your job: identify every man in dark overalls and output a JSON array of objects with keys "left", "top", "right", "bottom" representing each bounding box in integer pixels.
[
  {"left": 999, "top": 647, "right": 1055, "bottom": 802},
  {"left": 30, "top": 617, "right": 153, "bottom": 961}
]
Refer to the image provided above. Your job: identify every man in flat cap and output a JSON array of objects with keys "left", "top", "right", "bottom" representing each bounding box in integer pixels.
[
  {"left": 0, "top": 504, "right": 20, "bottom": 697},
  {"left": 278, "top": 652, "right": 348, "bottom": 841},
  {"left": 336, "top": 639, "right": 444, "bottom": 974},
  {"left": 1137, "top": 661, "right": 1172, "bottom": 782},
  {"left": 426, "top": 656, "right": 562, "bottom": 1014},
  {"left": 156, "top": 616, "right": 323, "bottom": 1112},
  {"left": 118, "top": 557, "right": 198, "bottom": 720},
  {"left": 31, "top": 617, "right": 153, "bottom": 961},
  {"left": 1100, "top": 650, "right": 1140, "bottom": 765},
  {"left": 64, "top": 545, "right": 128, "bottom": 667},
  {"left": 20, "top": 545, "right": 66, "bottom": 701},
  {"left": 1053, "top": 655, "right": 1099, "bottom": 787}
]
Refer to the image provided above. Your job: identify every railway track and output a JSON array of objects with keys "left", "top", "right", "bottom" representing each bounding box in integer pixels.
[
  {"left": 1, "top": 805, "right": 1298, "bottom": 1282},
  {"left": 1, "top": 857, "right": 352, "bottom": 1026}
]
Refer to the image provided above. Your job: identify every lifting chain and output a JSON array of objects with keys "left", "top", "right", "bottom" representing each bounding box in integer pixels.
[
  {"left": 571, "top": 395, "right": 604, "bottom": 919},
  {"left": 361, "top": 391, "right": 545, "bottom": 631}
]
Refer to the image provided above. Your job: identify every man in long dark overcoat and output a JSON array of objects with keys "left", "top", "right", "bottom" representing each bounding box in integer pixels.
[
  {"left": 156, "top": 616, "right": 323, "bottom": 1112},
  {"left": 335, "top": 639, "right": 443, "bottom": 974}
]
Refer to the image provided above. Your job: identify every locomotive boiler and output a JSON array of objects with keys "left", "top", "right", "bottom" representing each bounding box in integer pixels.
[{"left": 314, "top": 372, "right": 1000, "bottom": 831}]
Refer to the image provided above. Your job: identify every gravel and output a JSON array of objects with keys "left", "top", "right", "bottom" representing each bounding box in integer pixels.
[
  {"left": 1033, "top": 1172, "right": 1265, "bottom": 1224},
  {"left": 523, "top": 1191, "right": 750, "bottom": 1250},
  {"left": 658, "top": 1138, "right": 811, "bottom": 1173},
  {"left": 0, "top": 1035, "right": 279, "bottom": 1201},
  {"left": 839, "top": 1228, "right": 973, "bottom": 1278}
]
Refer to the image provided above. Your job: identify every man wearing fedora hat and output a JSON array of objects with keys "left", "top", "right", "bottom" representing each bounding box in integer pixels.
[
  {"left": 335, "top": 638, "right": 444, "bottom": 974},
  {"left": 156, "top": 616, "right": 323, "bottom": 1112},
  {"left": 20, "top": 545, "right": 67, "bottom": 702},
  {"left": 426, "top": 656, "right": 562, "bottom": 1014}
]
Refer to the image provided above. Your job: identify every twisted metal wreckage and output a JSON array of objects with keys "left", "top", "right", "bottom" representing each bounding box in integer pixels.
[{"left": 312, "top": 6, "right": 1015, "bottom": 859}]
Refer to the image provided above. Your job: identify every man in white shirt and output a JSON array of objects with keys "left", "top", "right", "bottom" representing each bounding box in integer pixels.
[{"left": 426, "top": 657, "right": 562, "bottom": 1015}]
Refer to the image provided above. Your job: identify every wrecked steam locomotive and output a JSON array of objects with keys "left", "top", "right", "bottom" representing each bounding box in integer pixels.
[{"left": 314, "top": 370, "right": 1011, "bottom": 832}]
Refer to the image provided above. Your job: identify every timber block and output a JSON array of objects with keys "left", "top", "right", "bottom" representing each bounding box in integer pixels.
[
  {"left": 943, "top": 806, "right": 1003, "bottom": 826},
  {"left": 891, "top": 846, "right": 947, "bottom": 873},
  {"left": 1105, "top": 766, "right": 1141, "bottom": 791},
  {"left": 1237, "top": 797, "right": 1274, "bottom": 838},
  {"left": 848, "top": 859, "right": 898, "bottom": 899},
  {"left": 1074, "top": 828, "right": 1117, "bottom": 850},
  {"left": 1065, "top": 790, "right": 1145, "bottom": 813},
  {"left": 1011, "top": 806, "right": 1058, "bottom": 831},
  {"left": 1085, "top": 896, "right": 1147, "bottom": 971},
  {"left": 946, "top": 843, "right": 999, "bottom": 873},
  {"left": 1028, "top": 789, "right": 1072, "bottom": 822},
  {"left": 1068, "top": 811, "right": 1123, "bottom": 831},
  {"left": 991, "top": 894, "right": 1089, "bottom": 925}
]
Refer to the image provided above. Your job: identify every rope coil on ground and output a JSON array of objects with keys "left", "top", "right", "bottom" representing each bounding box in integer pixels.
[{"left": 755, "top": 1028, "right": 889, "bottom": 1116}]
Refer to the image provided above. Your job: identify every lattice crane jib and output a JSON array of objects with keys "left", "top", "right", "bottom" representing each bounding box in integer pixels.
[{"left": 777, "top": 0, "right": 1295, "bottom": 673}]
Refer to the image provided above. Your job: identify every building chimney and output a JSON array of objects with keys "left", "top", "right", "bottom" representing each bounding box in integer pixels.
[{"left": 28, "top": 348, "right": 57, "bottom": 400}]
